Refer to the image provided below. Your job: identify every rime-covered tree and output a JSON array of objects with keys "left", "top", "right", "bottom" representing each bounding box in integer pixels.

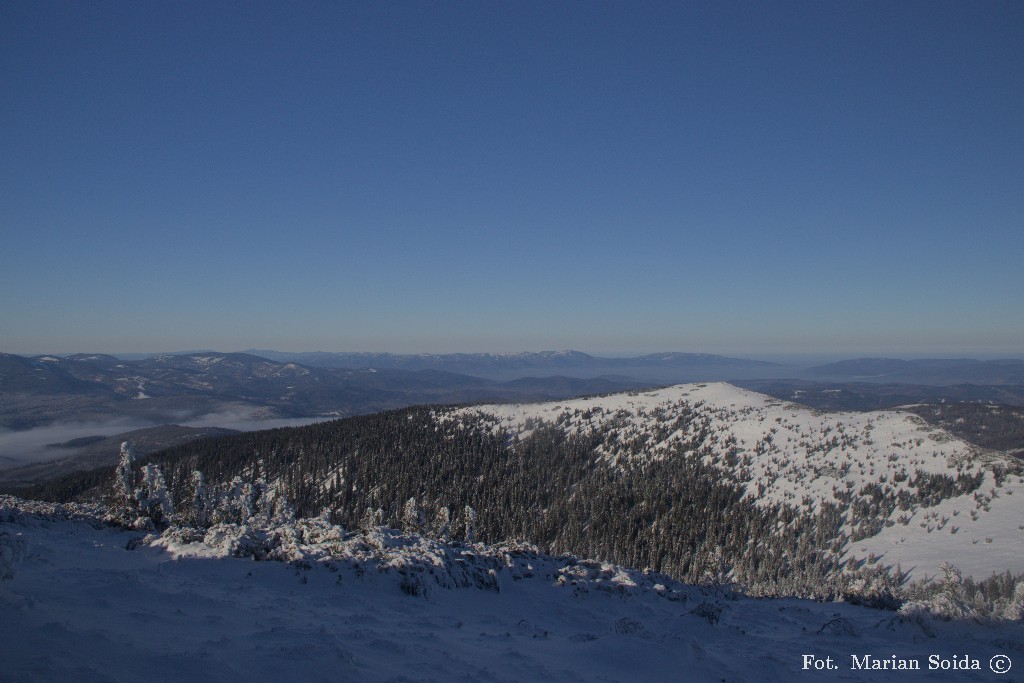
[
  {"left": 930, "top": 562, "right": 973, "bottom": 619},
  {"left": 214, "top": 477, "right": 253, "bottom": 525},
  {"left": 361, "top": 506, "right": 383, "bottom": 531},
  {"left": 463, "top": 505, "right": 478, "bottom": 543},
  {"left": 433, "top": 506, "right": 451, "bottom": 542},
  {"left": 267, "top": 481, "right": 296, "bottom": 526},
  {"left": 189, "top": 470, "right": 211, "bottom": 527},
  {"left": 112, "top": 441, "right": 138, "bottom": 524},
  {"left": 402, "top": 497, "right": 425, "bottom": 535},
  {"left": 136, "top": 464, "right": 175, "bottom": 528}
]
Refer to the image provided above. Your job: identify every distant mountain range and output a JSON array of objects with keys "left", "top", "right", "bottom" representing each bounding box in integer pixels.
[
  {"left": 0, "top": 351, "right": 654, "bottom": 433},
  {"left": 735, "top": 379, "right": 1024, "bottom": 410},
  {"left": 4, "top": 349, "right": 1024, "bottom": 483},
  {"left": 4, "top": 351, "right": 1024, "bottom": 434},
  {"left": 247, "top": 350, "right": 1024, "bottom": 385},
  {"left": 805, "top": 357, "right": 1024, "bottom": 385},
  {"left": 244, "top": 349, "right": 789, "bottom": 382}
]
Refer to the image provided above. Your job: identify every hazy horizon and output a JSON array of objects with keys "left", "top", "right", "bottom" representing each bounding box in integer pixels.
[{"left": 7, "top": 347, "right": 1024, "bottom": 366}]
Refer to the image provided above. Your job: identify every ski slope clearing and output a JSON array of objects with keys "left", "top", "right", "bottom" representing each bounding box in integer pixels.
[
  {"left": 1, "top": 500, "right": 1021, "bottom": 682},
  {"left": 451, "top": 383, "right": 1024, "bottom": 579}
]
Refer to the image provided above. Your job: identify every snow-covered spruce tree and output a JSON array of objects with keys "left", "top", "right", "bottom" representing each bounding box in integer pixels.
[
  {"left": 1005, "top": 581, "right": 1024, "bottom": 621},
  {"left": 249, "top": 475, "right": 271, "bottom": 526},
  {"left": 360, "top": 506, "right": 383, "bottom": 531},
  {"left": 213, "top": 477, "right": 253, "bottom": 525},
  {"left": 243, "top": 461, "right": 279, "bottom": 524},
  {"left": 463, "top": 505, "right": 478, "bottom": 543},
  {"left": 402, "top": 497, "right": 425, "bottom": 535},
  {"left": 244, "top": 471, "right": 295, "bottom": 527},
  {"left": 189, "top": 470, "right": 212, "bottom": 528},
  {"left": 700, "top": 545, "right": 732, "bottom": 590},
  {"left": 136, "top": 464, "right": 175, "bottom": 529},
  {"left": 433, "top": 506, "right": 452, "bottom": 542},
  {"left": 112, "top": 441, "right": 138, "bottom": 524},
  {"left": 928, "top": 562, "right": 975, "bottom": 620},
  {"left": 266, "top": 480, "right": 296, "bottom": 526}
]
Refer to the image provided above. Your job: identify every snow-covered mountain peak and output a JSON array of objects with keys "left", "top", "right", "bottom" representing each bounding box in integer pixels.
[{"left": 450, "top": 383, "right": 1024, "bottom": 578}]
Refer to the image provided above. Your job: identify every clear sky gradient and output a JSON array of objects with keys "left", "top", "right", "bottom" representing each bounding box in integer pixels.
[{"left": 2, "top": 1, "right": 1022, "bottom": 358}]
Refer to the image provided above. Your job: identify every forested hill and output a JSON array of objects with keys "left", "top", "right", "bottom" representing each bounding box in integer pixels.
[{"left": 25, "top": 383, "right": 1024, "bottom": 598}]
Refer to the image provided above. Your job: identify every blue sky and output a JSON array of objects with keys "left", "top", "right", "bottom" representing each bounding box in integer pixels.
[{"left": 2, "top": 1, "right": 1022, "bottom": 359}]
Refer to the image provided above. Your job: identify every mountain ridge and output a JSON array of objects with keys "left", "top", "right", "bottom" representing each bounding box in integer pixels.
[
  {"left": 243, "top": 349, "right": 788, "bottom": 381},
  {"left": 0, "top": 351, "right": 654, "bottom": 432},
  {"left": 23, "top": 382, "right": 1023, "bottom": 586},
  {"left": 807, "top": 357, "right": 1024, "bottom": 385}
]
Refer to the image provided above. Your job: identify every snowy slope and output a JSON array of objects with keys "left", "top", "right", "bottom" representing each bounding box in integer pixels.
[
  {"left": 451, "top": 383, "right": 1024, "bottom": 579},
  {"left": 1, "top": 500, "right": 1022, "bottom": 682}
]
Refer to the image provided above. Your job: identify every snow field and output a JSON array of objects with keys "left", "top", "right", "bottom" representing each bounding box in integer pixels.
[{"left": 2, "top": 504, "right": 1022, "bottom": 682}]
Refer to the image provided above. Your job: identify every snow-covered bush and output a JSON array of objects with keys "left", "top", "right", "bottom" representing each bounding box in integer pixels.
[
  {"left": 1002, "top": 582, "right": 1024, "bottom": 621},
  {"left": 0, "top": 500, "right": 25, "bottom": 525},
  {"left": 202, "top": 524, "right": 271, "bottom": 559},
  {"left": 0, "top": 528, "right": 26, "bottom": 580},
  {"left": 902, "top": 565, "right": 1024, "bottom": 622},
  {"left": 895, "top": 601, "right": 938, "bottom": 637},
  {"left": 840, "top": 562, "right": 907, "bottom": 611}
]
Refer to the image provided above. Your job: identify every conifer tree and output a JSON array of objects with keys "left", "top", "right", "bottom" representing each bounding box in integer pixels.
[
  {"left": 189, "top": 470, "right": 211, "bottom": 527},
  {"left": 463, "top": 505, "right": 478, "bottom": 543},
  {"left": 136, "top": 464, "right": 175, "bottom": 528},
  {"left": 113, "top": 441, "right": 138, "bottom": 524},
  {"left": 433, "top": 506, "right": 452, "bottom": 542},
  {"left": 402, "top": 497, "right": 424, "bottom": 534}
]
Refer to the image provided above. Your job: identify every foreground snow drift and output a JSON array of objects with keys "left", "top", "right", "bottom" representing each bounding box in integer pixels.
[{"left": 2, "top": 501, "right": 1021, "bottom": 682}]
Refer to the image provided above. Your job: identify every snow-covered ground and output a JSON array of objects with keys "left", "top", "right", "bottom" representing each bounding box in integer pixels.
[
  {"left": 451, "top": 383, "right": 1024, "bottom": 579},
  {"left": 2, "top": 501, "right": 1022, "bottom": 682}
]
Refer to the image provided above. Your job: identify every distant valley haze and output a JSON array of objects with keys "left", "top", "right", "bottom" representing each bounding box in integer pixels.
[{"left": 3, "top": 348, "right": 1024, "bottom": 485}]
